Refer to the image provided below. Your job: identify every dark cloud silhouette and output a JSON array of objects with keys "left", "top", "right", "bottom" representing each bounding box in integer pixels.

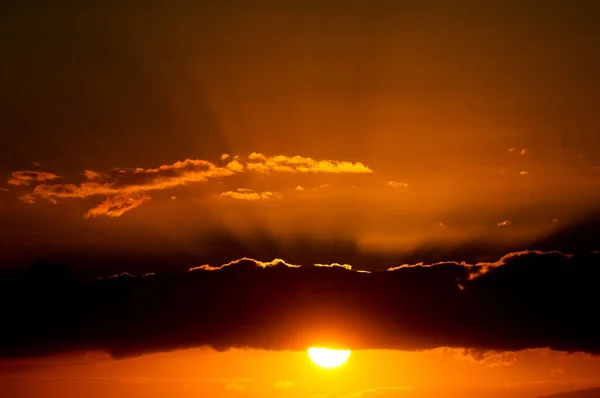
[
  {"left": 1, "top": 250, "right": 599, "bottom": 359},
  {"left": 539, "top": 387, "right": 600, "bottom": 398}
]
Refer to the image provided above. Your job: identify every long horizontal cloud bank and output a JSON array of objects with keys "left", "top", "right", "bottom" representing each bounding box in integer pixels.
[
  {"left": 7, "top": 153, "right": 372, "bottom": 217},
  {"left": 1, "top": 250, "right": 599, "bottom": 358}
]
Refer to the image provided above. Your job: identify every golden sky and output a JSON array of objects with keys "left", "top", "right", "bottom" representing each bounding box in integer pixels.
[{"left": 1, "top": 1, "right": 600, "bottom": 397}]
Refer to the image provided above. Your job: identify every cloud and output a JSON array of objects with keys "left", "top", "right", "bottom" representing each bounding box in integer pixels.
[
  {"left": 387, "top": 181, "right": 408, "bottom": 188},
  {"left": 314, "top": 263, "right": 370, "bottom": 273},
  {"left": 221, "top": 154, "right": 231, "bottom": 160},
  {"left": 189, "top": 257, "right": 301, "bottom": 272},
  {"left": 226, "top": 159, "right": 245, "bottom": 172},
  {"left": 2, "top": 251, "right": 600, "bottom": 359},
  {"left": 18, "top": 194, "right": 36, "bottom": 204},
  {"left": 274, "top": 380, "right": 295, "bottom": 389},
  {"left": 8, "top": 171, "right": 60, "bottom": 186},
  {"left": 427, "top": 347, "right": 516, "bottom": 367},
  {"left": 520, "top": 148, "right": 527, "bottom": 155},
  {"left": 295, "top": 186, "right": 305, "bottom": 191},
  {"left": 15, "top": 154, "right": 369, "bottom": 217},
  {"left": 246, "top": 153, "right": 372, "bottom": 174},
  {"left": 497, "top": 220, "right": 511, "bottom": 227},
  {"left": 85, "top": 193, "right": 151, "bottom": 218},
  {"left": 83, "top": 170, "right": 102, "bottom": 181},
  {"left": 520, "top": 171, "right": 530, "bottom": 176},
  {"left": 220, "top": 190, "right": 279, "bottom": 200}
]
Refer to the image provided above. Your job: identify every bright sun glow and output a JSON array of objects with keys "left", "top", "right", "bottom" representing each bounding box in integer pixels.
[{"left": 307, "top": 347, "right": 351, "bottom": 368}]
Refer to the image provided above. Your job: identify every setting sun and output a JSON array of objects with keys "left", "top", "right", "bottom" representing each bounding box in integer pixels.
[{"left": 307, "top": 347, "right": 351, "bottom": 368}]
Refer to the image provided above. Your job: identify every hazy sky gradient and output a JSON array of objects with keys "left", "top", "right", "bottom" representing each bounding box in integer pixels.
[{"left": 2, "top": 2, "right": 600, "bottom": 397}]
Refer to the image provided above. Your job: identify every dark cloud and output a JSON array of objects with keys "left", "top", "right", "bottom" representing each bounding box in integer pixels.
[
  {"left": 1, "top": 250, "right": 599, "bottom": 359},
  {"left": 540, "top": 387, "right": 600, "bottom": 398}
]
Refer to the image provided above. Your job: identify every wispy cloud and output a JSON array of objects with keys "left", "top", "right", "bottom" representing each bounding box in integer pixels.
[
  {"left": 8, "top": 171, "right": 60, "bottom": 186},
  {"left": 387, "top": 181, "right": 408, "bottom": 188},
  {"left": 83, "top": 170, "right": 102, "bottom": 181},
  {"left": 19, "top": 193, "right": 36, "bottom": 204},
  {"left": 220, "top": 190, "right": 280, "bottom": 201},
  {"left": 85, "top": 193, "right": 151, "bottom": 218},
  {"left": 246, "top": 153, "right": 372, "bottom": 174},
  {"left": 13, "top": 154, "right": 371, "bottom": 217}
]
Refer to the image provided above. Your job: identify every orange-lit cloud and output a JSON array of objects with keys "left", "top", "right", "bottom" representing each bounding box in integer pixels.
[
  {"left": 220, "top": 190, "right": 280, "bottom": 200},
  {"left": 497, "top": 220, "right": 511, "bottom": 227},
  {"left": 314, "top": 263, "right": 371, "bottom": 273},
  {"left": 387, "top": 181, "right": 408, "bottom": 188},
  {"left": 83, "top": 170, "right": 102, "bottom": 181},
  {"left": 189, "top": 257, "right": 301, "bottom": 271},
  {"left": 8, "top": 171, "right": 60, "bottom": 186},
  {"left": 520, "top": 171, "right": 530, "bottom": 176},
  {"left": 226, "top": 159, "right": 245, "bottom": 172},
  {"left": 14, "top": 154, "right": 371, "bottom": 217},
  {"left": 246, "top": 152, "right": 372, "bottom": 174},
  {"left": 85, "top": 193, "right": 151, "bottom": 218},
  {"left": 19, "top": 193, "right": 36, "bottom": 204}
]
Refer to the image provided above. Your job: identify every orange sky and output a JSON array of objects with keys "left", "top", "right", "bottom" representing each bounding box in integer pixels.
[
  {"left": 2, "top": 1, "right": 600, "bottom": 397},
  {"left": 3, "top": 348, "right": 600, "bottom": 398}
]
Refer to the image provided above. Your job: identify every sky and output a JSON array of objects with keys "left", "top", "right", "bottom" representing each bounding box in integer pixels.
[{"left": 1, "top": 1, "right": 600, "bottom": 397}]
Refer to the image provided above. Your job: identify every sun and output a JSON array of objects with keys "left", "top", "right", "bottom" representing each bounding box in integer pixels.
[{"left": 307, "top": 347, "right": 351, "bottom": 368}]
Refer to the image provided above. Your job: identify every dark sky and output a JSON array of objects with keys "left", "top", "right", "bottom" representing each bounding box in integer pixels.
[{"left": 2, "top": 1, "right": 600, "bottom": 272}]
